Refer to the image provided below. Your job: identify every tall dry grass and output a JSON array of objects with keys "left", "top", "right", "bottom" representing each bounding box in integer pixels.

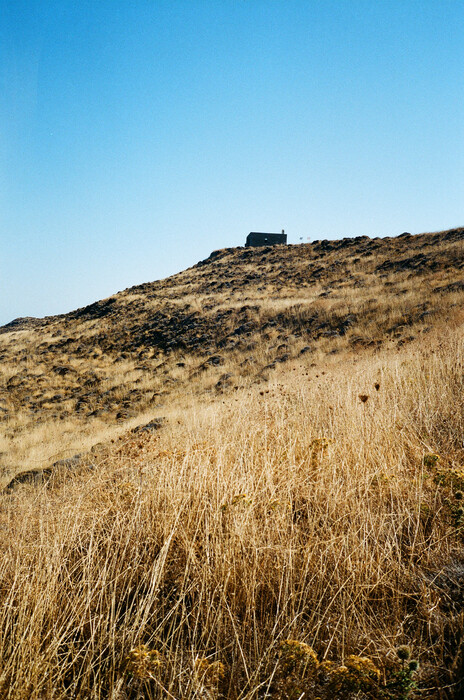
[
  {"left": 1, "top": 234, "right": 463, "bottom": 486},
  {"left": 0, "top": 327, "right": 463, "bottom": 698}
]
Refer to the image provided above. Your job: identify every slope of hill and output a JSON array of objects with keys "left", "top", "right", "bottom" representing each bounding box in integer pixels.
[
  {"left": 0, "top": 227, "right": 464, "bottom": 698},
  {"left": 1, "top": 227, "right": 463, "bottom": 483}
]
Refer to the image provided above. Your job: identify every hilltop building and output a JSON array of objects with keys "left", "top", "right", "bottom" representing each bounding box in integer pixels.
[{"left": 245, "top": 230, "right": 287, "bottom": 247}]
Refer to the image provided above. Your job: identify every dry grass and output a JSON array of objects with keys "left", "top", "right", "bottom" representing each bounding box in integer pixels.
[
  {"left": 1, "top": 229, "right": 463, "bottom": 482},
  {"left": 0, "top": 325, "right": 463, "bottom": 698},
  {"left": 1, "top": 229, "right": 463, "bottom": 697}
]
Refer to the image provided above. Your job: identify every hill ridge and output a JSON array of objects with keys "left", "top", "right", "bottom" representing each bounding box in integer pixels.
[
  {"left": 0, "top": 225, "right": 463, "bottom": 481},
  {"left": 2, "top": 226, "right": 463, "bottom": 332}
]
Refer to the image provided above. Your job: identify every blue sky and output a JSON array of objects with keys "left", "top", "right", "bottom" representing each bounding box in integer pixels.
[{"left": 1, "top": 0, "right": 463, "bottom": 325}]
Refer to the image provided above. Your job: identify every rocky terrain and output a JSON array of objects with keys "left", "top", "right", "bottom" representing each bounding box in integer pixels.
[
  {"left": 1, "top": 227, "right": 464, "bottom": 699},
  {"left": 1, "top": 227, "right": 463, "bottom": 484}
]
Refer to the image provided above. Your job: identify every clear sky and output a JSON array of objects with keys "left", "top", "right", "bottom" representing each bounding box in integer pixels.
[{"left": 1, "top": 0, "right": 463, "bottom": 325}]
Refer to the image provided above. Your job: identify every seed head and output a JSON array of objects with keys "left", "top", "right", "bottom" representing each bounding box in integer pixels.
[
  {"left": 397, "top": 645, "right": 411, "bottom": 661},
  {"left": 423, "top": 454, "right": 440, "bottom": 468}
]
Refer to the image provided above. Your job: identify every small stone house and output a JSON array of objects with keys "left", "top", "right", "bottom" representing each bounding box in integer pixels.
[{"left": 245, "top": 230, "right": 287, "bottom": 247}]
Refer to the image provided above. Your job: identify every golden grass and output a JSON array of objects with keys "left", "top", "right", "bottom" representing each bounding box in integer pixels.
[
  {"left": 1, "top": 230, "right": 463, "bottom": 484},
  {"left": 0, "top": 326, "right": 463, "bottom": 698}
]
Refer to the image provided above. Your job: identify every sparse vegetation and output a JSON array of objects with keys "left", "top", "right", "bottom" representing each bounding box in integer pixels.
[
  {"left": 0, "top": 229, "right": 463, "bottom": 697},
  {"left": 1, "top": 227, "right": 463, "bottom": 484}
]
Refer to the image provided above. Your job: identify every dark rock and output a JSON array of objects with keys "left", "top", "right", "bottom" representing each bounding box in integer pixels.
[
  {"left": 69, "top": 298, "right": 117, "bottom": 321},
  {"left": 7, "top": 374, "right": 29, "bottom": 389},
  {"left": 432, "top": 281, "right": 464, "bottom": 294},
  {"left": 276, "top": 353, "right": 290, "bottom": 363},
  {"left": 131, "top": 418, "right": 166, "bottom": 434},
  {"left": 52, "top": 454, "right": 82, "bottom": 469},
  {"left": 0, "top": 317, "right": 45, "bottom": 334},
  {"left": 90, "top": 442, "right": 106, "bottom": 454},
  {"left": 215, "top": 373, "right": 233, "bottom": 391},
  {"left": 51, "top": 365, "right": 76, "bottom": 376},
  {"left": 233, "top": 323, "right": 254, "bottom": 336},
  {"left": 376, "top": 253, "right": 430, "bottom": 273},
  {"left": 205, "top": 355, "right": 225, "bottom": 366},
  {"left": 263, "top": 362, "right": 276, "bottom": 370},
  {"left": 5, "top": 468, "right": 52, "bottom": 490},
  {"left": 443, "top": 227, "right": 464, "bottom": 241}
]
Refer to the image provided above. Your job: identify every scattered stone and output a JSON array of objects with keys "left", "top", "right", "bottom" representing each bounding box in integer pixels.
[
  {"left": 4, "top": 468, "right": 52, "bottom": 490},
  {"left": 0, "top": 317, "right": 44, "bottom": 334},
  {"left": 51, "top": 365, "right": 76, "bottom": 376},
  {"left": 205, "top": 355, "right": 225, "bottom": 366},
  {"left": 52, "top": 454, "right": 82, "bottom": 469},
  {"left": 131, "top": 418, "right": 166, "bottom": 434},
  {"left": 276, "top": 353, "right": 290, "bottom": 363},
  {"left": 433, "top": 281, "right": 464, "bottom": 294},
  {"left": 90, "top": 442, "right": 104, "bottom": 452},
  {"left": 215, "top": 373, "right": 233, "bottom": 391}
]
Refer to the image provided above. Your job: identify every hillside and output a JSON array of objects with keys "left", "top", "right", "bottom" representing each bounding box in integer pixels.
[
  {"left": 1, "top": 227, "right": 463, "bottom": 485},
  {"left": 0, "top": 228, "right": 463, "bottom": 698}
]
